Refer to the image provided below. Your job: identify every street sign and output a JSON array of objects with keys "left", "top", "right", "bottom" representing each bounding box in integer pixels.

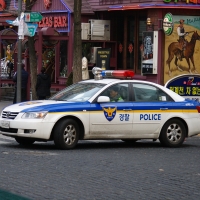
[
  {"left": 27, "top": 23, "right": 38, "bottom": 37},
  {"left": 24, "top": 12, "right": 43, "bottom": 22}
]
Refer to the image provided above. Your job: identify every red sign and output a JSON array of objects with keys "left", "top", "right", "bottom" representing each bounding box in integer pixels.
[
  {"left": 44, "top": 0, "right": 52, "bottom": 9},
  {"left": 38, "top": 16, "right": 67, "bottom": 28},
  {"left": 0, "top": 0, "right": 6, "bottom": 11}
]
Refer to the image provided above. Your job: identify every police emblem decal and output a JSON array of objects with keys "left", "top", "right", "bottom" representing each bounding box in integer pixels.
[{"left": 103, "top": 106, "right": 117, "bottom": 121}]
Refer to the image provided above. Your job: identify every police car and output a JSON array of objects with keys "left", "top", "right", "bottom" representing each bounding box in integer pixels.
[{"left": 1, "top": 67, "right": 200, "bottom": 149}]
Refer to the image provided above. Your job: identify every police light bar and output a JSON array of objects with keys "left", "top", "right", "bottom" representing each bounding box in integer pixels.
[
  {"left": 92, "top": 67, "right": 134, "bottom": 80},
  {"left": 101, "top": 70, "right": 134, "bottom": 78}
]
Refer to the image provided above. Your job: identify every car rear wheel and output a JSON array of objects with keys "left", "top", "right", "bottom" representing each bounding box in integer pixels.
[
  {"left": 159, "top": 119, "right": 186, "bottom": 147},
  {"left": 53, "top": 119, "right": 79, "bottom": 150},
  {"left": 15, "top": 137, "right": 35, "bottom": 145}
]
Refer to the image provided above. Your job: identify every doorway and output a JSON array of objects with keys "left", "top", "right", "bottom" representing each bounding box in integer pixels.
[{"left": 116, "top": 11, "right": 147, "bottom": 74}]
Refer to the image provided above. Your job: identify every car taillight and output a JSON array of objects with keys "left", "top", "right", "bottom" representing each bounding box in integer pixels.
[{"left": 196, "top": 106, "right": 200, "bottom": 113}]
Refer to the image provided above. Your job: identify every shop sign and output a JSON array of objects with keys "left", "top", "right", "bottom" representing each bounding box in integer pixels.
[
  {"left": 96, "top": 48, "right": 111, "bottom": 70},
  {"left": 163, "top": 0, "right": 200, "bottom": 3},
  {"left": 38, "top": 16, "right": 67, "bottom": 28},
  {"left": 163, "top": 13, "right": 173, "bottom": 36},
  {"left": 165, "top": 74, "right": 200, "bottom": 101}
]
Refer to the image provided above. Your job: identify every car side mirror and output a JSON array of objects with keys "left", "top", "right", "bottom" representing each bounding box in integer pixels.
[{"left": 97, "top": 96, "right": 110, "bottom": 103}]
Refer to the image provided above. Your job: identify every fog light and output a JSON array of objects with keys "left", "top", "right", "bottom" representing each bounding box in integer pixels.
[{"left": 24, "top": 129, "right": 36, "bottom": 134}]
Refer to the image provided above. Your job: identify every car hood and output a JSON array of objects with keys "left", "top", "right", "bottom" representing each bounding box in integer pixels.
[{"left": 2, "top": 100, "right": 91, "bottom": 113}]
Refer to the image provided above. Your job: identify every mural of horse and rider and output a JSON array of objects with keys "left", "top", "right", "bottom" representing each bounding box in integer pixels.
[{"left": 164, "top": 15, "right": 200, "bottom": 84}]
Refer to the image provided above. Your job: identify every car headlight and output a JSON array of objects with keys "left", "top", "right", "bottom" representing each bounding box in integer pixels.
[{"left": 22, "top": 111, "right": 48, "bottom": 119}]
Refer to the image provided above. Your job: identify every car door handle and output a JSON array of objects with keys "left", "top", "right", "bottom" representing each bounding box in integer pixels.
[
  {"left": 123, "top": 109, "right": 132, "bottom": 111},
  {"left": 160, "top": 108, "right": 168, "bottom": 110}
]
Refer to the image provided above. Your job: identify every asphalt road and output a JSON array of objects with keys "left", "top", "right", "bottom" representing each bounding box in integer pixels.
[
  {"left": 0, "top": 101, "right": 200, "bottom": 200},
  {"left": 0, "top": 134, "right": 200, "bottom": 200}
]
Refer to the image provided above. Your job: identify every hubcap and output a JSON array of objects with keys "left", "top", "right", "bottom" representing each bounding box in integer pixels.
[
  {"left": 166, "top": 123, "right": 182, "bottom": 143},
  {"left": 63, "top": 124, "right": 76, "bottom": 145}
]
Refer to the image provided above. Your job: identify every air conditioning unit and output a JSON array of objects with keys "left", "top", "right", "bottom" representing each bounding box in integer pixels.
[
  {"left": 90, "top": 47, "right": 102, "bottom": 63},
  {"left": 89, "top": 19, "right": 110, "bottom": 41},
  {"left": 81, "top": 23, "right": 90, "bottom": 40}
]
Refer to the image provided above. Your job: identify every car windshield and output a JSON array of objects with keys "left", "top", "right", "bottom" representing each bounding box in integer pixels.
[{"left": 50, "top": 82, "right": 105, "bottom": 102}]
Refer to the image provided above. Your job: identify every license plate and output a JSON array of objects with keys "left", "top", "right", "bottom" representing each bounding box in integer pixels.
[{"left": 1, "top": 121, "right": 10, "bottom": 129}]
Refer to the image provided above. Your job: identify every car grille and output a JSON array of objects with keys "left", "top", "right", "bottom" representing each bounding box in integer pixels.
[
  {"left": 2, "top": 111, "right": 19, "bottom": 119},
  {"left": 0, "top": 127, "right": 18, "bottom": 133}
]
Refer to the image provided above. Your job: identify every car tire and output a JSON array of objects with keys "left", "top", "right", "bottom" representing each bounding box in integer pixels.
[
  {"left": 159, "top": 119, "right": 186, "bottom": 147},
  {"left": 121, "top": 139, "right": 138, "bottom": 143},
  {"left": 15, "top": 137, "right": 35, "bottom": 145},
  {"left": 53, "top": 118, "right": 79, "bottom": 150}
]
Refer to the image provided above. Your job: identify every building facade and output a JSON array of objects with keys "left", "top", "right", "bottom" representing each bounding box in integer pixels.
[{"left": 0, "top": 0, "right": 200, "bottom": 94}]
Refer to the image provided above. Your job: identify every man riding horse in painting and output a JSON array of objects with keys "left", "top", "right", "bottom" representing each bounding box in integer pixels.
[
  {"left": 166, "top": 29, "right": 200, "bottom": 76},
  {"left": 177, "top": 19, "right": 189, "bottom": 61}
]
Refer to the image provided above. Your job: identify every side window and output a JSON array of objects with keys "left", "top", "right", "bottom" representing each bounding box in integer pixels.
[
  {"left": 101, "top": 83, "right": 129, "bottom": 102},
  {"left": 132, "top": 83, "right": 173, "bottom": 102}
]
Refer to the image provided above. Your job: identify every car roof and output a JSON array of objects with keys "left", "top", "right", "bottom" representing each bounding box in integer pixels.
[
  {"left": 81, "top": 78, "right": 162, "bottom": 85},
  {"left": 80, "top": 78, "right": 120, "bottom": 84}
]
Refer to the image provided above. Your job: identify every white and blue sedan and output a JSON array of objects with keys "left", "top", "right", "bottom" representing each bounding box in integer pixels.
[{"left": 1, "top": 68, "right": 200, "bottom": 149}]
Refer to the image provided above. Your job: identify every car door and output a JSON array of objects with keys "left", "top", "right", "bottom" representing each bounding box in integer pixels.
[
  {"left": 131, "top": 83, "right": 174, "bottom": 138},
  {"left": 89, "top": 83, "right": 133, "bottom": 138}
]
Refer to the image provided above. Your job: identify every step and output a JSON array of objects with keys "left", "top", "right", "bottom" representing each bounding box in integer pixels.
[
  {"left": 0, "top": 86, "right": 15, "bottom": 101},
  {"left": 1, "top": 89, "right": 58, "bottom": 101},
  {"left": 1, "top": 96, "right": 14, "bottom": 101}
]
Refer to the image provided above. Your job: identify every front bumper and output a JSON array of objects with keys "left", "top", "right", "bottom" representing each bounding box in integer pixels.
[{"left": 0, "top": 114, "right": 55, "bottom": 140}]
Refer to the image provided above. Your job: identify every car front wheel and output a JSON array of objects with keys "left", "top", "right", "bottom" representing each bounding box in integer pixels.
[
  {"left": 53, "top": 119, "right": 79, "bottom": 150},
  {"left": 159, "top": 119, "right": 186, "bottom": 147}
]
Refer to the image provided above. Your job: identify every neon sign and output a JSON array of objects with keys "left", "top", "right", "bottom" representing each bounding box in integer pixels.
[
  {"left": 164, "top": 0, "right": 200, "bottom": 3},
  {"left": 38, "top": 16, "right": 67, "bottom": 28}
]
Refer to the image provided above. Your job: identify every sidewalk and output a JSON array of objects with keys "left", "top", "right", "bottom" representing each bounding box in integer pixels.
[{"left": 0, "top": 101, "right": 12, "bottom": 112}]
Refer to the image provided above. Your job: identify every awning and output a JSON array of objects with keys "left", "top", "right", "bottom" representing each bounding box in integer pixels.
[{"left": 108, "top": 3, "right": 200, "bottom": 11}]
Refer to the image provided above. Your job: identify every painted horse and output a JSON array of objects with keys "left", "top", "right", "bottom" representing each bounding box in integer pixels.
[{"left": 166, "top": 31, "right": 200, "bottom": 76}]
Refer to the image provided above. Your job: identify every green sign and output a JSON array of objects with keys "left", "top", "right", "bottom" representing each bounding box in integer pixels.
[
  {"left": 24, "top": 12, "right": 43, "bottom": 22},
  {"left": 163, "top": 13, "right": 174, "bottom": 36}
]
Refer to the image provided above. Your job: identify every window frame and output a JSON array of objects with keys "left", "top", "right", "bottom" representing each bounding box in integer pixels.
[{"left": 132, "top": 83, "right": 174, "bottom": 102}]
